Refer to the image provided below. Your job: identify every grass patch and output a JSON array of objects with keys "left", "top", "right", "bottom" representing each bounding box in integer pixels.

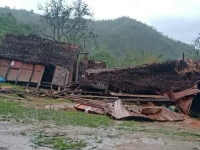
[
  {"left": 30, "top": 131, "right": 87, "bottom": 149},
  {"left": 116, "top": 125, "right": 200, "bottom": 140},
  {"left": 174, "top": 131, "right": 200, "bottom": 138},
  {"left": 0, "top": 98, "right": 112, "bottom": 128},
  {"left": 119, "top": 120, "right": 135, "bottom": 127},
  {"left": 41, "top": 98, "right": 72, "bottom": 104},
  {"left": 0, "top": 82, "right": 24, "bottom": 91}
]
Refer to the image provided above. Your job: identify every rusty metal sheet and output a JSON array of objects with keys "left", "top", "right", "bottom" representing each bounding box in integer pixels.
[
  {"left": 73, "top": 97, "right": 184, "bottom": 122},
  {"left": 148, "top": 107, "right": 185, "bottom": 121},
  {"left": 177, "top": 97, "right": 193, "bottom": 115},
  {"left": 75, "top": 104, "right": 106, "bottom": 114},
  {"left": 7, "top": 68, "right": 18, "bottom": 81},
  {"left": 18, "top": 69, "right": 32, "bottom": 82},
  {"left": 110, "top": 99, "right": 132, "bottom": 119},
  {"left": 127, "top": 105, "right": 184, "bottom": 121}
]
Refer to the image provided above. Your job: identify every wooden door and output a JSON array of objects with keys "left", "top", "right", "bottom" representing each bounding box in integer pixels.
[{"left": 52, "top": 66, "right": 69, "bottom": 87}]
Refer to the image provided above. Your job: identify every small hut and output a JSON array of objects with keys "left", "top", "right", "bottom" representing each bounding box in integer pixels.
[{"left": 0, "top": 34, "right": 79, "bottom": 90}]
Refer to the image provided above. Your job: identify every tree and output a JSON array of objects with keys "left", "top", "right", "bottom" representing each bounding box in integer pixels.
[
  {"left": 92, "top": 52, "right": 117, "bottom": 68},
  {"left": 35, "top": 0, "right": 97, "bottom": 49},
  {"left": 185, "top": 33, "right": 200, "bottom": 59},
  {"left": 0, "top": 13, "right": 30, "bottom": 39},
  {"left": 122, "top": 50, "right": 163, "bottom": 66}
]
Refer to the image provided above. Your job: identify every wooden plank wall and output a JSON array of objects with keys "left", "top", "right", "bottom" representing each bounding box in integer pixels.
[{"left": 0, "top": 59, "right": 44, "bottom": 83}]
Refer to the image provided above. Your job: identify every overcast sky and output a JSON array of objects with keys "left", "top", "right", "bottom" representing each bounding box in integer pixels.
[{"left": 0, "top": 0, "right": 200, "bottom": 43}]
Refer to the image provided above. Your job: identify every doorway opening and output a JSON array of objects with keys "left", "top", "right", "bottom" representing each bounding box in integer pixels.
[{"left": 41, "top": 65, "right": 56, "bottom": 83}]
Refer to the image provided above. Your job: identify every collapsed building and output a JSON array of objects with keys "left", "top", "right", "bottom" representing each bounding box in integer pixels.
[{"left": 83, "top": 59, "right": 200, "bottom": 118}]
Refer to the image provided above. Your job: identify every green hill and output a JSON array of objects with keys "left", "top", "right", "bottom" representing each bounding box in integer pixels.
[
  {"left": 93, "top": 17, "right": 192, "bottom": 59},
  {"left": 0, "top": 7, "right": 192, "bottom": 61}
]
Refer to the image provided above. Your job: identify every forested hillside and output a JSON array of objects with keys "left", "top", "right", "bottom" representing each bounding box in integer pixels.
[
  {"left": 0, "top": 7, "right": 193, "bottom": 67},
  {"left": 93, "top": 17, "right": 192, "bottom": 59},
  {"left": 0, "top": 13, "right": 31, "bottom": 39}
]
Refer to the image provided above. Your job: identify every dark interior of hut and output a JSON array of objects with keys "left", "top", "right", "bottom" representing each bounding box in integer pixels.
[
  {"left": 190, "top": 94, "right": 200, "bottom": 118},
  {"left": 189, "top": 82, "right": 200, "bottom": 117},
  {"left": 41, "top": 65, "right": 55, "bottom": 83}
]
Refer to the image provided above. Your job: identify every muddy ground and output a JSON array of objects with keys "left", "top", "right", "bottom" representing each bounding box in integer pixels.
[{"left": 0, "top": 118, "right": 200, "bottom": 150}]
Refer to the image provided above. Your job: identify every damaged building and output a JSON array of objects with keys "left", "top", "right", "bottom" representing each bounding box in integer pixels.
[
  {"left": 80, "top": 59, "right": 200, "bottom": 119},
  {"left": 0, "top": 34, "right": 79, "bottom": 90}
]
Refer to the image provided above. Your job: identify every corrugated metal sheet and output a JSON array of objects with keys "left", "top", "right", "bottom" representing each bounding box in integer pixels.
[
  {"left": 74, "top": 98, "right": 112, "bottom": 115},
  {"left": 111, "top": 99, "right": 132, "bottom": 119},
  {"left": 75, "top": 104, "right": 107, "bottom": 114},
  {"left": 177, "top": 97, "right": 193, "bottom": 115},
  {"left": 73, "top": 97, "right": 184, "bottom": 121},
  {"left": 148, "top": 107, "right": 184, "bottom": 121},
  {"left": 126, "top": 105, "right": 184, "bottom": 121}
]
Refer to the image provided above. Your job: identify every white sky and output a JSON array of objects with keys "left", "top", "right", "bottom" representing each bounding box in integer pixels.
[{"left": 1, "top": 0, "right": 200, "bottom": 43}]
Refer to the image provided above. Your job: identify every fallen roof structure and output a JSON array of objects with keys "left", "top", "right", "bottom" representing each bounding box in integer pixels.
[{"left": 86, "top": 59, "right": 200, "bottom": 94}]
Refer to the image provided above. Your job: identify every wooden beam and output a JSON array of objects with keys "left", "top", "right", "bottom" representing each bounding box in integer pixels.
[
  {"left": 120, "top": 98, "right": 175, "bottom": 102},
  {"left": 26, "top": 64, "right": 35, "bottom": 89},
  {"left": 71, "top": 95, "right": 118, "bottom": 99},
  {"left": 4, "top": 60, "right": 11, "bottom": 80},
  {"left": 35, "top": 66, "right": 45, "bottom": 92},
  {"left": 110, "top": 92, "right": 167, "bottom": 99},
  {"left": 15, "top": 63, "right": 23, "bottom": 85}
]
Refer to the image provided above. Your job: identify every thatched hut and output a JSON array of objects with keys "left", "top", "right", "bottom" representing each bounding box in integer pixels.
[{"left": 0, "top": 34, "right": 79, "bottom": 90}]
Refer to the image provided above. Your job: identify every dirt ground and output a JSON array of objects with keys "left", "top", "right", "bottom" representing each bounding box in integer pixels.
[
  {"left": 0, "top": 96, "right": 200, "bottom": 150},
  {"left": 0, "top": 118, "right": 200, "bottom": 150}
]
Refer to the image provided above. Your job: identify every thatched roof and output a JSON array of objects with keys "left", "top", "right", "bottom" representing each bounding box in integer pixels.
[
  {"left": 0, "top": 34, "right": 79, "bottom": 69},
  {"left": 86, "top": 60, "right": 200, "bottom": 94}
]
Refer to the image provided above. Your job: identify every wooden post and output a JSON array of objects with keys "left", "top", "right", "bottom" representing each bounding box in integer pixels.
[
  {"left": 75, "top": 54, "right": 79, "bottom": 82},
  {"left": 15, "top": 63, "right": 23, "bottom": 85},
  {"left": 27, "top": 65, "right": 35, "bottom": 89},
  {"left": 5, "top": 60, "right": 11, "bottom": 80},
  {"left": 182, "top": 53, "right": 185, "bottom": 62},
  {"left": 35, "top": 66, "right": 45, "bottom": 92},
  {"left": 63, "top": 69, "right": 68, "bottom": 89}
]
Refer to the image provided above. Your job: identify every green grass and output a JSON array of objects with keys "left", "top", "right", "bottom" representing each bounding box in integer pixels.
[
  {"left": 30, "top": 131, "right": 87, "bottom": 149},
  {"left": 0, "top": 98, "right": 112, "bottom": 128},
  {"left": 116, "top": 125, "right": 200, "bottom": 140},
  {"left": 0, "top": 82, "right": 24, "bottom": 91},
  {"left": 119, "top": 120, "right": 135, "bottom": 127}
]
